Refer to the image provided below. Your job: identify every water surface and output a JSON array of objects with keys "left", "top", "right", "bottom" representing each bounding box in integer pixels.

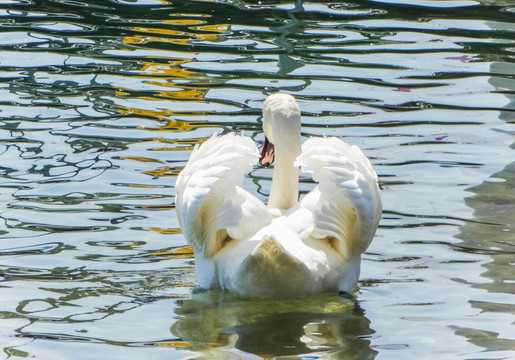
[{"left": 0, "top": 0, "right": 514, "bottom": 359}]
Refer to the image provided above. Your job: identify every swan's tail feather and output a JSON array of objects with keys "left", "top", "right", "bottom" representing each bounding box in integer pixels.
[{"left": 237, "top": 236, "right": 311, "bottom": 298}]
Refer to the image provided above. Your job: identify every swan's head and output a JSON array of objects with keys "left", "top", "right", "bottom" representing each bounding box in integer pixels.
[{"left": 260, "top": 93, "right": 301, "bottom": 166}]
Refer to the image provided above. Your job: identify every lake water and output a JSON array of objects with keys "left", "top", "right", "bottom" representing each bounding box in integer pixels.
[{"left": 0, "top": 0, "right": 514, "bottom": 359}]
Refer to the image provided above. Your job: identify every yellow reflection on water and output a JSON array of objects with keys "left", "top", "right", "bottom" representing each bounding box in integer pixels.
[
  {"left": 193, "top": 24, "right": 230, "bottom": 33},
  {"left": 140, "top": 62, "right": 198, "bottom": 78},
  {"left": 148, "top": 228, "right": 182, "bottom": 234},
  {"left": 157, "top": 88, "right": 207, "bottom": 100},
  {"left": 118, "top": 156, "right": 163, "bottom": 163},
  {"left": 124, "top": 21, "right": 229, "bottom": 46},
  {"left": 156, "top": 340, "right": 192, "bottom": 347},
  {"left": 125, "top": 183, "right": 158, "bottom": 188},
  {"left": 117, "top": 105, "right": 214, "bottom": 133},
  {"left": 152, "top": 245, "right": 194, "bottom": 257},
  {"left": 163, "top": 19, "right": 206, "bottom": 26},
  {"left": 144, "top": 167, "right": 178, "bottom": 177}
]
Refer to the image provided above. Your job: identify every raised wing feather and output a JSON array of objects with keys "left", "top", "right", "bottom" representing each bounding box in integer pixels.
[
  {"left": 176, "top": 133, "right": 271, "bottom": 257},
  {"left": 295, "top": 137, "right": 382, "bottom": 260}
]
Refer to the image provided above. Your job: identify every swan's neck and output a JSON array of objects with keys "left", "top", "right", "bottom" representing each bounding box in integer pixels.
[{"left": 268, "top": 113, "right": 301, "bottom": 210}]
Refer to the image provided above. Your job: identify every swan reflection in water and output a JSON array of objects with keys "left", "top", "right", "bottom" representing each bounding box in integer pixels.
[{"left": 171, "top": 289, "right": 376, "bottom": 359}]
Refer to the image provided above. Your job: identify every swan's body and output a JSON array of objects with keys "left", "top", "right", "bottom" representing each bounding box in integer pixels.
[{"left": 176, "top": 94, "right": 381, "bottom": 299}]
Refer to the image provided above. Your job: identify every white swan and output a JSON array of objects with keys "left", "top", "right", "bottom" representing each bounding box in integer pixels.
[{"left": 175, "top": 93, "right": 381, "bottom": 299}]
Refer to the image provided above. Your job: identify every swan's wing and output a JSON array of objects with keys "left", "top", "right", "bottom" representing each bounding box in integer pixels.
[
  {"left": 295, "top": 137, "right": 382, "bottom": 260},
  {"left": 176, "top": 133, "right": 271, "bottom": 257}
]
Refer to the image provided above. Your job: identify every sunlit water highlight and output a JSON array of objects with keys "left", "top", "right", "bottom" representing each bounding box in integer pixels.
[{"left": 0, "top": 0, "right": 514, "bottom": 359}]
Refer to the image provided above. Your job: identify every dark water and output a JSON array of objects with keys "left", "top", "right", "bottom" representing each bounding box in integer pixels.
[{"left": 1, "top": 0, "right": 514, "bottom": 359}]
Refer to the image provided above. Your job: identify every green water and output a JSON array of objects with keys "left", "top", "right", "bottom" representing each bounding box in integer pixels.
[{"left": 0, "top": 0, "right": 514, "bottom": 359}]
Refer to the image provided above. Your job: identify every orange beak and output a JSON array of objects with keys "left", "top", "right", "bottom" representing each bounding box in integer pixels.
[{"left": 259, "top": 136, "right": 275, "bottom": 166}]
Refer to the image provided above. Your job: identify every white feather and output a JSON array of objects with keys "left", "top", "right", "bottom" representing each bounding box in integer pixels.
[
  {"left": 295, "top": 137, "right": 382, "bottom": 260},
  {"left": 176, "top": 133, "right": 272, "bottom": 258}
]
